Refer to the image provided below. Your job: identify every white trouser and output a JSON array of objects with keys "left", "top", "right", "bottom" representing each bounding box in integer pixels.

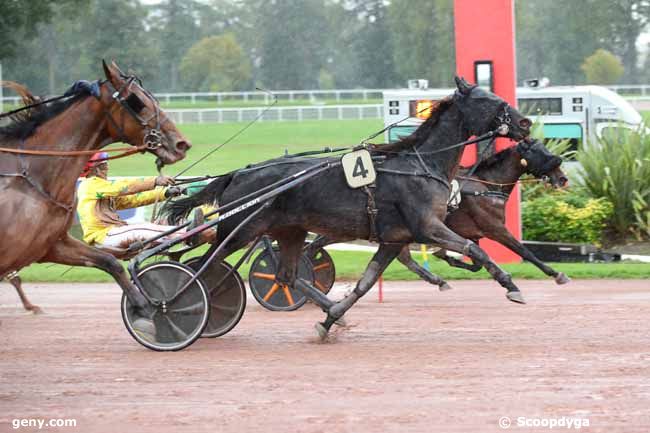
[{"left": 100, "top": 223, "right": 183, "bottom": 248}]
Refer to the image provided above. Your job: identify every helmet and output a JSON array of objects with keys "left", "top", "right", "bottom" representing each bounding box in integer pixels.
[{"left": 81, "top": 152, "right": 109, "bottom": 177}]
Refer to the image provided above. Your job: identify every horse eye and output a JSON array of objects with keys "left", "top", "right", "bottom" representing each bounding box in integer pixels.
[{"left": 125, "top": 93, "right": 145, "bottom": 113}]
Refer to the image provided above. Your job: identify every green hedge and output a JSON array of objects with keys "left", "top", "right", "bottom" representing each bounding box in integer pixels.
[{"left": 522, "top": 192, "right": 613, "bottom": 245}]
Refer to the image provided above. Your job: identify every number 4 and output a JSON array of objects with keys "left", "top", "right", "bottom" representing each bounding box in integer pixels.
[{"left": 353, "top": 157, "right": 369, "bottom": 178}]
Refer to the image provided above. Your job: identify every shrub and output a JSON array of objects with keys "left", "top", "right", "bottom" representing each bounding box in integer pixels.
[
  {"left": 522, "top": 191, "right": 613, "bottom": 245},
  {"left": 581, "top": 49, "right": 624, "bottom": 85},
  {"left": 577, "top": 125, "right": 650, "bottom": 239}
]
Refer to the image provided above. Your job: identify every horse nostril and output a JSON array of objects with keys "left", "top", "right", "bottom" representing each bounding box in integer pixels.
[
  {"left": 175, "top": 141, "right": 191, "bottom": 153},
  {"left": 520, "top": 118, "right": 532, "bottom": 129}
]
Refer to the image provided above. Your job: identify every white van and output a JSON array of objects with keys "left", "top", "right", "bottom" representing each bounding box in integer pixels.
[{"left": 383, "top": 84, "right": 643, "bottom": 153}]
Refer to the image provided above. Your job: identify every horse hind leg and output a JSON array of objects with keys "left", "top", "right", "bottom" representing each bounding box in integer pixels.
[
  {"left": 273, "top": 229, "right": 338, "bottom": 313},
  {"left": 397, "top": 246, "right": 452, "bottom": 291},
  {"left": 6, "top": 272, "right": 43, "bottom": 314},
  {"left": 40, "top": 235, "right": 151, "bottom": 311},
  {"left": 316, "top": 243, "right": 404, "bottom": 340}
]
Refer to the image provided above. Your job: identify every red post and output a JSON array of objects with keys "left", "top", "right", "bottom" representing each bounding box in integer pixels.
[{"left": 454, "top": 0, "right": 521, "bottom": 263}]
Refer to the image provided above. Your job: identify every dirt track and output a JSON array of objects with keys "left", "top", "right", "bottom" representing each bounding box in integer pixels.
[{"left": 2, "top": 279, "right": 650, "bottom": 433}]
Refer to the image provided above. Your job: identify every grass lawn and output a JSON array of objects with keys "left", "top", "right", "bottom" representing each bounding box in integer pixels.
[
  {"left": 106, "top": 119, "right": 384, "bottom": 176},
  {"left": 16, "top": 249, "right": 650, "bottom": 283}
]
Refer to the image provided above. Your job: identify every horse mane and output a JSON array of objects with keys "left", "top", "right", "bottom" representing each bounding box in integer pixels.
[
  {"left": 372, "top": 96, "right": 455, "bottom": 154},
  {"left": 0, "top": 82, "right": 89, "bottom": 142}
]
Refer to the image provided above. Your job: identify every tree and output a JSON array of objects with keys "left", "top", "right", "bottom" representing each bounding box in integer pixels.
[
  {"left": 387, "top": 0, "right": 455, "bottom": 87},
  {"left": 80, "top": 0, "right": 158, "bottom": 84},
  {"left": 0, "top": 0, "right": 88, "bottom": 60},
  {"left": 581, "top": 49, "right": 625, "bottom": 84},
  {"left": 147, "top": 0, "right": 202, "bottom": 91},
  {"left": 344, "top": 0, "right": 398, "bottom": 88},
  {"left": 251, "top": 0, "right": 329, "bottom": 89},
  {"left": 179, "top": 34, "right": 251, "bottom": 91}
]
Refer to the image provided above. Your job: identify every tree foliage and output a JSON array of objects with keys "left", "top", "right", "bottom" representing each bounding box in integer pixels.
[
  {"left": 2, "top": 0, "right": 650, "bottom": 93},
  {"left": 581, "top": 49, "right": 625, "bottom": 84},
  {"left": 180, "top": 34, "right": 251, "bottom": 91}
]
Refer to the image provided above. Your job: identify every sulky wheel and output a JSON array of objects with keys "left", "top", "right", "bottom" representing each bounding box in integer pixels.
[
  {"left": 305, "top": 247, "right": 335, "bottom": 294},
  {"left": 248, "top": 247, "right": 314, "bottom": 311},
  {"left": 121, "top": 261, "right": 209, "bottom": 352},
  {"left": 184, "top": 257, "right": 246, "bottom": 338}
]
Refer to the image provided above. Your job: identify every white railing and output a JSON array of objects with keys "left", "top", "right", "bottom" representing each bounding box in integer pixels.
[
  {"left": 3, "top": 84, "right": 650, "bottom": 111},
  {"left": 154, "top": 89, "right": 384, "bottom": 104},
  {"left": 166, "top": 104, "right": 384, "bottom": 124}
]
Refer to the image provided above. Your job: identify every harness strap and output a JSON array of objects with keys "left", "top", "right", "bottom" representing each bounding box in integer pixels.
[
  {"left": 460, "top": 189, "right": 510, "bottom": 200},
  {"left": 375, "top": 167, "right": 450, "bottom": 190},
  {"left": 362, "top": 184, "right": 380, "bottom": 243}
]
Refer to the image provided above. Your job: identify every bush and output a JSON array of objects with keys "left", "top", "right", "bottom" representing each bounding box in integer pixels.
[
  {"left": 522, "top": 191, "right": 613, "bottom": 245},
  {"left": 581, "top": 49, "right": 624, "bottom": 85},
  {"left": 577, "top": 125, "right": 650, "bottom": 239}
]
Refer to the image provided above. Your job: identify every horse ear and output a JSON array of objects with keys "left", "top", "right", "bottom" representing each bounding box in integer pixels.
[
  {"left": 103, "top": 59, "right": 124, "bottom": 89},
  {"left": 454, "top": 76, "right": 472, "bottom": 95},
  {"left": 111, "top": 60, "right": 126, "bottom": 77}
]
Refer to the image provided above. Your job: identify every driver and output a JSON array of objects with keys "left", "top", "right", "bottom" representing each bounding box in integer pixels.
[{"left": 77, "top": 152, "right": 213, "bottom": 249}]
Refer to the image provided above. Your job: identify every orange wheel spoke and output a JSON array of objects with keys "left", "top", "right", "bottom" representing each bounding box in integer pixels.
[
  {"left": 263, "top": 283, "right": 280, "bottom": 302},
  {"left": 312, "top": 263, "right": 331, "bottom": 272},
  {"left": 314, "top": 280, "right": 327, "bottom": 292},
  {"left": 253, "top": 272, "right": 276, "bottom": 281},
  {"left": 282, "top": 285, "right": 295, "bottom": 306}
]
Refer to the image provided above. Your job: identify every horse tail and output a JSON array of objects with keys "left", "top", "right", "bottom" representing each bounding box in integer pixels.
[
  {"left": 164, "top": 173, "right": 234, "bottom": 224},
  {"left": 1, "top": 81, "right": 39, "bottom": 106}
]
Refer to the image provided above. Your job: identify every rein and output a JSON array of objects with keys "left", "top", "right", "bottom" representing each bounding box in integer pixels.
[{"left": 455, "top": 175, "right": 543, "bottom": 187}]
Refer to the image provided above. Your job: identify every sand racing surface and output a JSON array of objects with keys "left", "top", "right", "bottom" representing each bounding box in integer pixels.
[{"left": 2, "top": 279, "right": 650, "bottom": 432}]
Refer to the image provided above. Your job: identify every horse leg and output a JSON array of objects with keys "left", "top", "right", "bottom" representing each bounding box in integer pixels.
[
  {"left": 316, "top": 243, "right": 404, "bottom": 339},
  {"left": 434, "top": 249, "right": 482, "bottom": 272},
  {"left": 40, "top": 235, "right": 151, "bottom": 312},
  {"left": 274, "top": 229, "right": 310, "bottom": 309},
  {"left": 5, "top": 272, "right": 43, "bottom": 314},
  {"left": 397, "top": 246, "right": 452, "bottom": 291},
  {"left": 420, "top": 221, "right": 526, "bottom": 304},
  {"left": 485, "top": 228, "right": 570, "bottom": 285}
]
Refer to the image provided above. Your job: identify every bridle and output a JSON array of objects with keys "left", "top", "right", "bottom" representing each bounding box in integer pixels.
[
  {"left": 103, "top": 74, "right": 167, "bottom": 153},
  {"left": 0, "top": 76, "right": 168, "bottom": 213},
  {"left": 0, "top": 76, "right": 167, "bottom": 159}
]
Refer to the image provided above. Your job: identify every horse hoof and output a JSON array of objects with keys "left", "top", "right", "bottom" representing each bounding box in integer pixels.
[
  {"left": 439, "top": 282, "right": 453, "bottom": 291},
  {"left": 314, "top": 322, "right": 329, "bottom": 341},
  {"left": 132, "top": 318, "right": 156, "bottom": 341},
  {"left": 29, "top": 306, "right": 44, "bottom": 315},
  {"left": 555, "top": 272, "right": 570, "bottom": 285},
  {"left": 506, "top": 291, "right": 526, "bottom": 304},
  {"left": 335, "top": 317, "right": 347, "bottom": 327}
]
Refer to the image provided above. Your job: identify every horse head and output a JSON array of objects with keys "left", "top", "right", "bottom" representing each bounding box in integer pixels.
[
  {"left": 516, "top": 139, "right": 568, "bottom": 188},
  {"left": 101, "top": 60, "right": 190, "bottom": 166},
  {"left": 454, "top": 76, "right": 531, "bottom": 142}
]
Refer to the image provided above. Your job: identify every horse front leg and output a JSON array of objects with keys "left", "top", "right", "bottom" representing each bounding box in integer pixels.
[
  {"left": 40, "top": 235, "right": 151, "bottom": 311},
  {"left": 316, "top": 243, "right": 404, "bottom": 340},
  {"left": 397, "top": 246, "right": 452, "bottom": 291},
  {"left": 5, "top": 272, "right": 43, "bottom": 314},
  {"left": 416, "top": 221, "right": 526, "bottom": 304},
  {"left": 485, "top": 227, "right": 570, "bottom": 285}
]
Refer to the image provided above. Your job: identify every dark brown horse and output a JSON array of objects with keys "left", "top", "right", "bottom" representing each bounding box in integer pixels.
[
  {"left": 0, "top": 60, "right": 190, "bottom": 313},
  {"left": 306, "top": 139, "right": 571, "bottom": 290}
]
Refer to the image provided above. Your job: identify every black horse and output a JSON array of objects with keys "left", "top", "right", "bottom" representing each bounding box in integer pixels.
[
  {"left": 305, "top": 138, "right": 570, "bottom": 290},
  {"left": 166, "top": 77, "right": 532, "bottom": 339}
]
